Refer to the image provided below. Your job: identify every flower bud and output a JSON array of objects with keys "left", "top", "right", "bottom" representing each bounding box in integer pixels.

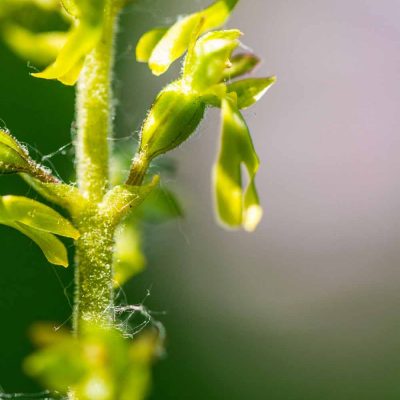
[
  {"left": 139, "top": 82, "right": 206, "bottom": 160},
  {"left": 0, "top": 129, "right": 59, "bottom": 183},
  {"left": 0, "top": 129, "right": 31, "bottom": 174}
]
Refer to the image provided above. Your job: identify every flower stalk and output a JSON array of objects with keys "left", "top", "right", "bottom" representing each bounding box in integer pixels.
[{"left": 73, "top": 0, "right": 120, "bottom": 333}]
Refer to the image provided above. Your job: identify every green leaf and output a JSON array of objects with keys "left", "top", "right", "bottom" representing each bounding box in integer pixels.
[
  {"left": 138, "top": 186, "right": 183, "bottom": 223},
  {"left": 113, "top": 224, "right": 146, "bottom": 287},
  {"left": 183, "top": 29, "right": 241, "bottom": 90},
  {"left": 0, "top": 196, "right": 79, "bottom": 266},
  {"left": 213, "top": 98, "right": 262, "bottom": 231},
  {"left": 22, "top": 175, "right": 87, "bottom": 214},
  {"left": 227, "top": 76, "right": 276, "bottom": 109},
  {"left": 11, "top": 222, "right": 70, "bottom": 267},
  {"left": 140, "top": 0, "right": 239, "bottom": 75},
  {"left": 222, "top": 53, "right": 260, "bottom": 80},
  {"left": 0, "top": 196, "right": 79, "bottom": 239}
]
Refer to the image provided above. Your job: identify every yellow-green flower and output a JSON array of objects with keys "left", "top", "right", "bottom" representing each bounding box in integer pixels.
[
  {"left": 134, "top": 19, "right": 276, "bottom": 231},
  {"left": 136, "top": 0, "right": 239, "bottom": 75},
  {"left": 0, "top": 0, "right": 69, "bottom": 65},
  {"left": 32, "top": 0, "right": 106, "bottom": 85}
]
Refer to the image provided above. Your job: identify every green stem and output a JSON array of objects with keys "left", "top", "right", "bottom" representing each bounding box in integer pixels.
[
  {"left": 126, "top": 151, "right": 150, "bottom": 186},
  {"left": 73, "top": 2, "right": 120, "bottom": 333},
  {"left": 76, "top": 3, "right": 118, "bottom": 202},
  {"left": 73, "top": 207, "right": 115, "bottom": 329}
]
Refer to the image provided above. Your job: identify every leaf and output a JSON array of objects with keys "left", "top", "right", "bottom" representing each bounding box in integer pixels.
[
  {"left": 0, "top": 196, "right": 79, "bottom": 267},
  {"left": 113, "top": 224, "right": 146, "bottom": 287},
  {"left": 140, "top": 0, "right": 239, "bottom": 75},
  {"left": 11, "top": 222, "right": 70, "bottom": 267},
  {"left": 0, "top": 196, "right": 79, "bottom": 239},
  {"left": 222, "top": 53, "right": 260, "bottom": 80},
  {"left": 227, "top": 76, "right": 276, "bottom": 109},
  {"left": 183, "top": 29, "right": 241, "bottom": 90},
  {"left": 138, "top": 187, "right": 183, "bottom": 223},
  {"left": 213, "top": 98, "right": 262, "bottom": 231},
  {"left": 22, "top": 175, "right": 87, "bottom": 214}
]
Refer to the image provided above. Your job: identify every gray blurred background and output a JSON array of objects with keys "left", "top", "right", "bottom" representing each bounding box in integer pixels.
[{"left": 2, "top": 0, "right": 400, "bottom": 399}]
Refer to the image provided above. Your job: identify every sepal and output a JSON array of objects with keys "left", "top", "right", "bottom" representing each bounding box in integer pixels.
[
  {"left": 227, "top": 76, "right": 276, "bottom": 109},
  {"left": 222, "top": 53, "right": 260, "bottom": 80},
  {"left": 183, "top": 29, "right": 241, "bottom": 90}
]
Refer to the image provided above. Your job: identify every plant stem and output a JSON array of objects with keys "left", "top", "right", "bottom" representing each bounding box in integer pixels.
[
  {"left": 76, "top": 4, "right": 118, "bottom": 202},
  {"left": 73, "top": 207, "right": 115, "bottom": 329},
  {"left": 73, "top": 2, "right": 120, "bottom": 333}
]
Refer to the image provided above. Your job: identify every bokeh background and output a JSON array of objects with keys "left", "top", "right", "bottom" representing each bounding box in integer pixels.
[{"left": 2, "top": 0, "right": 400, "bottom": 398}]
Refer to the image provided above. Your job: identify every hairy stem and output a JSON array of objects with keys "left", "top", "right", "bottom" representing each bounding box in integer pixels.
[
  {"left": 76, "top": 4, "right": 118, "bottom": 202},
  {"left": 73, "top": 207, "right": 115, "bottom": 329},
  {"left": 73, "top": 2, "right": 120, "bottom": 333}
]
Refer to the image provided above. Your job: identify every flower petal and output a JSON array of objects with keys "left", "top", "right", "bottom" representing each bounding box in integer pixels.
[
  {"left": 139, "top": 0, "right": 239, "bottom": 75},
  {"left": 32, "top": 20, "right": 102, "bottom": 85},
  {"left": 213, "top": 97, "right": 262, "bottom": 231},
  {"left": 227, "top": 76, "right": 276, "bottom": 109}
]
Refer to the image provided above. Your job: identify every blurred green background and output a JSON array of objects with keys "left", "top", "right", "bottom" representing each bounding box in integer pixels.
[{"left": 2, "top": 0, "right": 400, "bottom": 399}]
